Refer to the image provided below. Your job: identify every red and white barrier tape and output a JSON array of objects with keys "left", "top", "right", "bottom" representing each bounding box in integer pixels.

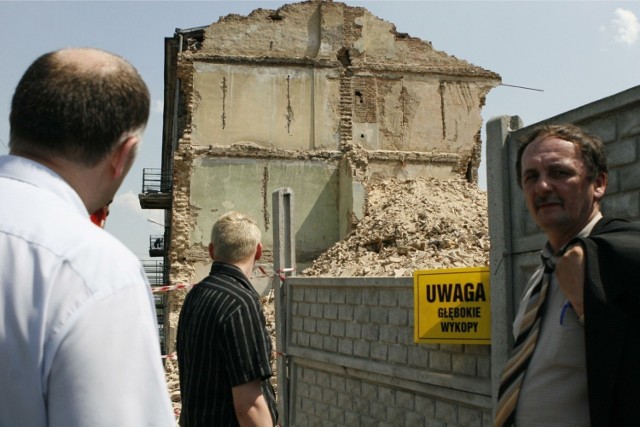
[
  {"left": 272, "top": 267, "right": 296, "bottom": 281},
  {"left": 151, "top": 267, "right": 295, "bottom": 293},
  {"left": 258, "top": 265, "right": 296, "bottom": 280},
  {"left": 151, "top": 283, "right": 193, "bottom": 293}
]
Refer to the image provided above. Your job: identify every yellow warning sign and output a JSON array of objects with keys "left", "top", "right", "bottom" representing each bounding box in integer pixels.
[{"left": 414, "top": 266, "right": 490, "bottom": 345}]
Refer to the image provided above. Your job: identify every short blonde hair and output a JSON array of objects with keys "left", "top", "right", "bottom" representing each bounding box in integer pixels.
[{"left": 211, "top": 211, "right": 261, "bottom": 263}]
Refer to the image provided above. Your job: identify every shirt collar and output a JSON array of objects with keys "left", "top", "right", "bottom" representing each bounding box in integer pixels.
[
  {"left": 210, "top": 261, "right": 258, "bottom": 296},
  {"left": 0, "top": 154, "right": 87, "bottom": 216},
  {"left": 542, "top": 212, "right": 603, "bottom": 259}
]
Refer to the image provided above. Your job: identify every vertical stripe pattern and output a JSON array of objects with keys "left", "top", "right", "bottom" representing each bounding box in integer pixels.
[
  {"left": 495, "top": 255, "right": 556, "bottom": 427},
  {"left": 177, "top": 262, "right": 277, "bottom": 427}
]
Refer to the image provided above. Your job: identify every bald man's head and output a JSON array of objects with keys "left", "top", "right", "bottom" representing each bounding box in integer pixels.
[{"left": 9, "top": 48, "right": 150, "bottom": 166}]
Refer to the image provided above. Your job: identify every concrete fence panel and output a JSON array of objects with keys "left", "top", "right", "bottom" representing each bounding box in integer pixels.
[{"left": 281, "top": 277, "right": 492, "bottom": 427}]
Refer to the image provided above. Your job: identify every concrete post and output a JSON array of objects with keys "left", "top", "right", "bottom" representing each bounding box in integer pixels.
[
  {"left": 272, "top": 188, "right": 296, "bottom": 426},
  {"left": 486, "top": 115, "right": 522, "bottom": 418}
]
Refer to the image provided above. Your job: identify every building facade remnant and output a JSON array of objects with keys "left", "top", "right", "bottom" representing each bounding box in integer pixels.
[{"left": 148, "top": 0, "right": 500, "bottom": 359}]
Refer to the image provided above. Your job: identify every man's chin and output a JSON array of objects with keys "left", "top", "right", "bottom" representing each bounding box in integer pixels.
[{"left": 534, "top": 210, "right": 565, "bottom": 228}]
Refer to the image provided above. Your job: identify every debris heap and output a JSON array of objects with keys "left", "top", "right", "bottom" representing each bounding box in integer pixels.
[{"left": 302, "top": 177, "right": 489, "bottom": 277}]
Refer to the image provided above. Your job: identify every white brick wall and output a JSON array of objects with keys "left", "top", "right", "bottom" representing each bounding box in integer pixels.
[{"left": 285, "top": 277, "right": 492, "bottom": 426}]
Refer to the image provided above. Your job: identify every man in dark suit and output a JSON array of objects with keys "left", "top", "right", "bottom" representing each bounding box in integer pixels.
[{"left": 495, "top": 124, "right": 640, "bottom": 426}]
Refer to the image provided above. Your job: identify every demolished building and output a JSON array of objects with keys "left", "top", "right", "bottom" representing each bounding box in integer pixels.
[{"left": 139, "top": 0, "right": 500, "bottom": 362}]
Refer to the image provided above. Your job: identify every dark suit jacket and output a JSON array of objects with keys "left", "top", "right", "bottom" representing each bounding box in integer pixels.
[{"left": 573, "top": 217, "right": 640, "bottom": 426}]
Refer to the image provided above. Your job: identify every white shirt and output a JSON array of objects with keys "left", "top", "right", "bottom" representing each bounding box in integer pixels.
[
  {"left": 0, "top": 155, "right": 174, "bottom": 427},
  {"left": 514, "top": 213, "right": 601, "bottom": 427}
]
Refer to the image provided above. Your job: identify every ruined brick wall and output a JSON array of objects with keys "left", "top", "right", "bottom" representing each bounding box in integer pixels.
[
  {"left": 167, "top": 0, "right": 500, "bottom": 276},
  {"left": 163, "top": 0, "right": 500, "bottom": 370}
]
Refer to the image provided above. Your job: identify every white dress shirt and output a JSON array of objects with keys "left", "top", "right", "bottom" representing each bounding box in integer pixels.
[{"left": 0, "top": 155, "right": 174, "bottom": 427}]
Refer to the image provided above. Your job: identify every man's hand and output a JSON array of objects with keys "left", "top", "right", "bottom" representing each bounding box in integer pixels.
[{"left": 555, "top": 244, "right": 585, "bottom": 317}]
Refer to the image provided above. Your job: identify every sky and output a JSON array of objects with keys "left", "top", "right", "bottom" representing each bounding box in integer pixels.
[{"left": 2, "top": 1, "right": 640, "bottom": 260}]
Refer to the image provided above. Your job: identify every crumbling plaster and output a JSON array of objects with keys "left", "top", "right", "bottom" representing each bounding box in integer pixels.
[{"left": 191, "top": 63, "right": 341, "bottom": 151}]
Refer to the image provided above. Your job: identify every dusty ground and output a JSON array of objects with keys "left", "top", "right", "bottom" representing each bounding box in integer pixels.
[{"left": 165, "top": 176, "right": 489, "bottom": 421}]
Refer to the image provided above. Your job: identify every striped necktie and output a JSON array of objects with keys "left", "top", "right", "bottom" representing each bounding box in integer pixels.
[{"left": 495, "top": 253, "right": 556, "bottom": 427}]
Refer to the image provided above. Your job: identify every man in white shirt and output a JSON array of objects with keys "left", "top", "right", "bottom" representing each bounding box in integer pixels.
[{"left": 0, "top": 48, "right": 174, "bottom": 427}]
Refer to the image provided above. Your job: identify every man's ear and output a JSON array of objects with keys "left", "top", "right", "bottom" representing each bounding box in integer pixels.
[
  {"left": 593, "top": 172, "right": 608, "bottom": 201},
  {"left": 255, "top": 243, "right": 262, "bottom": 261},
  {"left": 110, "top": 136, "right": 139, "bottom": 179},
  {"left": 208, "top": 243, "right": 215, "bottom": 260}
]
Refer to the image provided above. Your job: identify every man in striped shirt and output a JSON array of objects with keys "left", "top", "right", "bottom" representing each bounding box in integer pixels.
[{"left": 177, "top": 211, "right": 277, "bottom": 427}]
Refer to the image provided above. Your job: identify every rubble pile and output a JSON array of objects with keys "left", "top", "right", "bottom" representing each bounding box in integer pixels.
[
  {"left": 164, "top": 358, "right": 181, "bottom": 422},
  {"left": 302, "top": 177, "right": 490, "bottom": 277}
]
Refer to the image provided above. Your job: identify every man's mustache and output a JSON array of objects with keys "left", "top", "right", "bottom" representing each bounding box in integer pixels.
[{"left": 534, "top": 196, "right": 563, "bottom": 209}]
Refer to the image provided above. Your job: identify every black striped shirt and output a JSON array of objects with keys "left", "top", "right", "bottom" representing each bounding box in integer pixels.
[{"left": 177, "top": 262, "right": 277, "bottom": 426}]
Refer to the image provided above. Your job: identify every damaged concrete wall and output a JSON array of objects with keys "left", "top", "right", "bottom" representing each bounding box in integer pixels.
[
  {"left": 191, "top": 64, "right": 341, "bottom": 151},
  {"left": 188, "top": 155, "right": 341, "bottom": 259},
  {"left": 164, "top": 0, "right": 500, "bottom": 355},
  {"left": 190, "top": 1, "right": 499, "bottom": 161}
]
